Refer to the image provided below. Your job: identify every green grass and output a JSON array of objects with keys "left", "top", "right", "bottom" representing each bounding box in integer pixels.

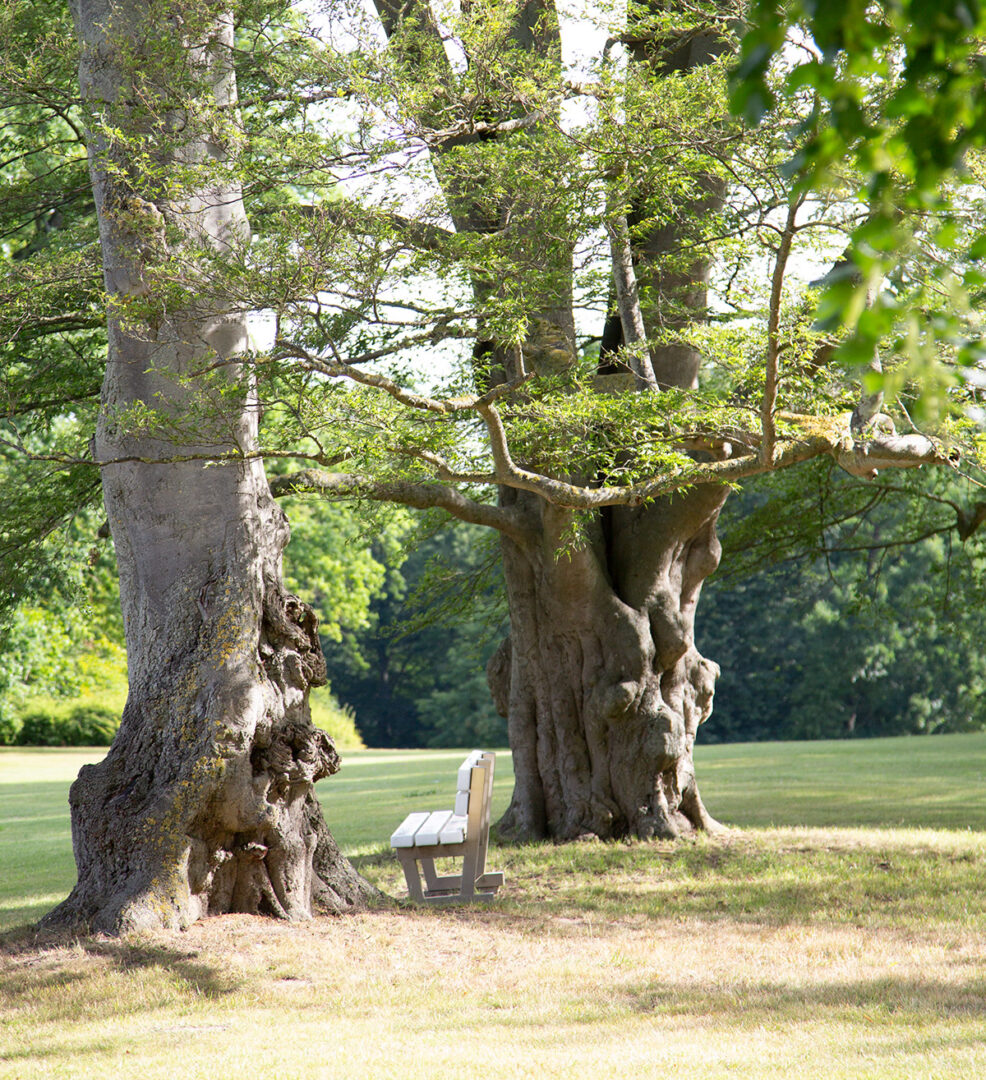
[
  {"left": 3, "top": 734, "right": 986, "bottom": 1079},
  {"left": 317, "top": 733, "right": 986, "bottom": 852},
  {"left": 3, "top": 733, "right": 986, "bottom": 929},
  {"left": 695, "top": 734, "right": 986, "bottom": 830},
  {"left": 0, "top": 749, "right": 105, "bottom": 931},
  {"left": 317, "top": 748, "right": 514, "bottom": 853}
]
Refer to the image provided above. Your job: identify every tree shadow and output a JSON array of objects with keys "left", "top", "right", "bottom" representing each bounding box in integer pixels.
[
  {"left": 615, "top": 972, "right": 986, "bottom": 1027},
  {"left": 0, "top": 925, "right": 242, "bottom": 1030},
  {"left": 467, "top": 837, "right": 986, "bottom": 932},
  {"left": 82, "top": 938, "right": 243, "bottom": 998}
]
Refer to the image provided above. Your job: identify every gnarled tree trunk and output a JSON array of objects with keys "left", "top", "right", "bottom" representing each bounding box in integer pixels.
[
  {"left": 489, "top": 486, "right": 725, "bottom": 841},
  {"left": 45, "top": 0, "right": 373, "bottom": 934},
  {"left": 484, "top": 8, "right": 731, "bottom": 842},
  {"left": 367, "top": 0, "right": 732, "bottom": 843}
]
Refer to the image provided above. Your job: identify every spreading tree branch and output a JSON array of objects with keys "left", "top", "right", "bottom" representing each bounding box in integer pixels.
[
  {"left": 762, "top": 196, "right": 802, "bottom": 464},
  {"left": 261, "top": 202, "right": 459, "bottom": 256},
  {"left": 473, "top": 402, "right": 952, "bottom": 508},
  {"left": 269, "top": 468, "right": 532, "bottom": 543}
]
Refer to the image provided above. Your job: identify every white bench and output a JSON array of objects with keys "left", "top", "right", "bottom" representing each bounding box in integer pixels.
[{"left": 390, "top": 750, "right": 504, "bottom": 904}]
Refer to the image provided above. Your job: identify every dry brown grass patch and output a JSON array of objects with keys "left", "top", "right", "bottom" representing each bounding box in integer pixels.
[{"left": 3, "top": 828, "right": 986, "bottom": 1078}]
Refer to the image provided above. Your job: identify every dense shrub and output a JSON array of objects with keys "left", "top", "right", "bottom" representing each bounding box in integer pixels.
[
  {"left": 0, "top": 710, "right": 21, "bottom": 746},
  {"left": 309, "top": 689, "right": 365, "bottom": 750},
  {"left": 17, "top": 704, "right": 118, "bottom": 746}
]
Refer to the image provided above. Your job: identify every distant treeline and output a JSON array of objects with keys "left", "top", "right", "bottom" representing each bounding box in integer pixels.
[
  {"left": 320, "top": 522, "right": 509, "bottom": 750},
  {"left": 325, "top": 466, "right": 986, "bottom": 747},
  {"left": 700, "top": 464, "right": 986, "bottom": 741}
]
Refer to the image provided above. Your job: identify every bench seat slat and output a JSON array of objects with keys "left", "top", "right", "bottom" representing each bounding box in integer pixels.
[
  {"left": 415, "top": 809, "right": 454, "bottom": 846},
  {"left": 390, "top": 811, "right": 430, "bottom": 849},
  {"left": 439, "top": 814, "right": 468, "bottom": 844}
]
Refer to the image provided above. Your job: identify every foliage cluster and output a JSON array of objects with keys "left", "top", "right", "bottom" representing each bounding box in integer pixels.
[
  {"left": 36, "top": 0, "right": 959, "bottom": 501},
  {"left": 733, "top": 0, "right": 986, "bottom": 417},
  {"left": 0, "top": 0, "right": 104, "bottom": 612},
  {"left": 279, "top": 496, "right": 397, "bottom": 643},
  {"left": 307, "top": 687, "right": 366, "bottom": 749},
  {"left": 702, "top": 463, "right": 986, "bottom": 741},
  {"left": 322, "top": 520, "right": 508, "bottom": 748},
  {"left": 0, "top": 562, "right": 125, "bottom": 743}
]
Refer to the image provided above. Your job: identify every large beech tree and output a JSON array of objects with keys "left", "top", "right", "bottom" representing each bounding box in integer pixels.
[
  {"left": 244, "top": 0, "right": 958, "bottom": 841},
  {"left": 3, "top": 0, "right": 973, "bottom": 899},
  {"left": 32, "top": 0, "right": 374, "bottom": 933}
]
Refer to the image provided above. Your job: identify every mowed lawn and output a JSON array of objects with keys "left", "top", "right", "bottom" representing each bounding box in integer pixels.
[{"left": 2, "top": 734, "right": 986, "bottom": 1079}]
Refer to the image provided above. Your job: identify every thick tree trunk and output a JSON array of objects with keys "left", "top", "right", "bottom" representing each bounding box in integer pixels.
[
  {"left": 489, "top": 485, "right": 726, "bottom": 841},
  {"left": 486, "top": 3, "right": 735, "bottom": 842},
  {"left": 370, "top": 0, "right": 729, "bottom": 843},
  {"left": 45, "top": 0, "right": 373, "bottom": 934}
]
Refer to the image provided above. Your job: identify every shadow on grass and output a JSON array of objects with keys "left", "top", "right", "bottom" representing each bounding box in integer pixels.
[
  {"left": 0, "top": 904, "right": 64, "bottom": 936},
  {"left": 616, "top": 973, "right": 986, "bottom": 1025},
  {"left": 83, "top": 938, "right": 242, "bottom": 998},
  {"left": 353, "top": 836, "right": 986, "bottom": 934},
  {"left": 457, "top": 973, "right": 986, "bottom": 1038},
  {"left": 0, "top": 926, "right": 242, "bottom": 1036}
]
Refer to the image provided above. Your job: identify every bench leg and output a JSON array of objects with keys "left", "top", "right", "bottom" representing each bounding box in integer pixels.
[
  {"left": 397, "top": 852, "right": 466, "bottom": 901},
  {"left": 394, "top": 844, "right": 502, "bottom": 905},
  {"left": 420, "top": 858, "right": 463, "bottom": 896},
  {"left": 395, "top": 850, "right": 426, "bottom": 902}
]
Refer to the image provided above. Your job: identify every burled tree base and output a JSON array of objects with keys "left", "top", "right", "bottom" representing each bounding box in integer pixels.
[
  {"left": 490, "top": 487, "right": 728, "bottom": 843},
  {"left": 42, "top": 583, "right": 376, "bottom": 936}
]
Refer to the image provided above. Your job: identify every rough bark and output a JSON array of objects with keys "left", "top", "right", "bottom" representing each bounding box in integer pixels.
[
  {"left": 367, "top": 0, "right": 731, "bottom": 842},
  {"left": 489, "top": 485, "right": 725, "bottom": 841},
  {"left": 484, "top": 3, "right": 731, "bottom": 840},
  {"left": 44, "top": 0, "right": 373, "bottom": 934}
]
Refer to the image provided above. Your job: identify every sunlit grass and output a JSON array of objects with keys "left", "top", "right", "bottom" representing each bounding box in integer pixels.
[{"left": 2, "top": 735, "right": 986, "bottom": 1078}]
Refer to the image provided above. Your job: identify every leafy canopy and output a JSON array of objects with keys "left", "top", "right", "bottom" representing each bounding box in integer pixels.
[{"left": 733, "top": 0, "right": 986, "bottom": 405}]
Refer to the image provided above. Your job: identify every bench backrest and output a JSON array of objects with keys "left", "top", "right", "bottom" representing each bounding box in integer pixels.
[
  {"left": 389, "top": 750, "right": 496, "bottom": 850},
  {"left": 462, "top": 750, "right": 495, "bottom": 850}
]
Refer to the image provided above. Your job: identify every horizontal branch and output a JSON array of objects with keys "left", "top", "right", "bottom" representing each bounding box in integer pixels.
[
  {"left": 271, "top": 344, "right": 956, "bottom": 508},
  {"left": 3, "top": 367, "right": 952, "bottom": 525},
  {"left": 269, "top": 468, "right": 532, "bottom": 543},
  {"left": 832, "top": 433, "right": 951, "bottom": 479},
  {"left": 260, "top": 203, "right": 459, "bottom": 255},
  {"left": 1, "top": 390, "right": 101, "bottom": 420},
  {"left": 1, "top": 317, "right": 104, "bottom": 344},
  {"left": 474, "top": 404, "right": 953, "bottom": 508},
  {"left": 422, "top": 111, "right": 548, "bottom": 147}
]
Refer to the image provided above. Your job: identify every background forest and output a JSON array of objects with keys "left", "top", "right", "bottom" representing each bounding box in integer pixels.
[
  {"left": 4, "top": 0, "right": 986, "bottom": 754},
  {"left": 4, "top": 461, "right": 986, "bottom": 748}
]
